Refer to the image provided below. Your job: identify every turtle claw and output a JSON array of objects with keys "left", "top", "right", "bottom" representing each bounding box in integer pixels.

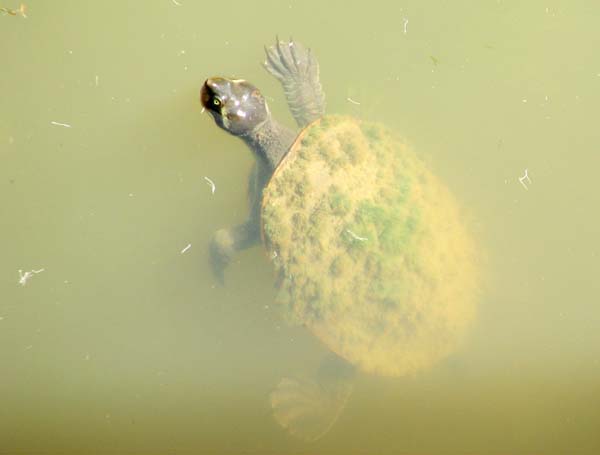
[
  {"left": 263, "top": 45, "right": 286, "bottom": 80},
  {"left": 263, "top": 37, "right": 311, "bottom": 83},
  {"left": 210, "top": 261, "right": 226, "bottom": 286}
]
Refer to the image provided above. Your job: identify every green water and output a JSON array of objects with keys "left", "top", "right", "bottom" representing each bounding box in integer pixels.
[{"left": 1, "top": 1, "right": 599, "bottom": 453}]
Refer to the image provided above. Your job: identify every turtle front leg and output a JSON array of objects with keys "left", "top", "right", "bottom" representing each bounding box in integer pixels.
[
  {"left": 263, "top": 37, "right": 325, "bottom": 128},
  {"left": 209, "top": 163, "right": 265, "bottom": 284},
  {"left": 209, "top": 219, "right": 260, "bottom": 285}
]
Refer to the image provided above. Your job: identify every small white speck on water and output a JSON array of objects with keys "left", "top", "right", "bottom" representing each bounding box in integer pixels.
[
  {"left": 0, "top": 316, "right": 4, "bottom": 321},
  {"left": 172, "top": 0, "right": 181, "bottom": 5},
  {"left": 95, "top": 75, "right": 99, "bottom": 87},
  {"left": 128, "top": 193, "right": 134, "bottom": 197},
  {"left": 346, "top": 97, "right": 361, "bottom": 105},
  {"left": 18, "top": 268, "right": 45, "bottom": 286},
  {"left": 204, "top": 176, "right": 216, "bottom": 194},
  {"left": 519, "top": 168, "right": 532, "bottom": 190},
  {"left": 2, "top": 4, "right": 27, "bottom": 17},
  {"left": 522, "top": 99, "right": 528, "bottom": 103},
  {"left": 51, "top": 121, "right": 71, "bottom": 128},
  {"left": 402, "top": 18, "right": 409, "bottom": 34},
  {"left": 84, "top": 353, "right": 91, "bottom": 361},
  {"left": 178, "top": 49, "right": 186, "bottom": 56},
  {"left": 180, "top": 243, "right": 192, "bottom": 254},
  {"left": 346, "top": 230, "right": 368, "bottom": 242}
]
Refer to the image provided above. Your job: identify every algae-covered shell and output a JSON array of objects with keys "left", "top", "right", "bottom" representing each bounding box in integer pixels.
[{"left": 261, "top": 115, "right": 480, "bottom": 377}]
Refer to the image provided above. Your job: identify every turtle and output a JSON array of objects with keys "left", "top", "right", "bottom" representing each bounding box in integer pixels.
[{"left": 200, "top": 38, "right": 480, "bottom": 442}]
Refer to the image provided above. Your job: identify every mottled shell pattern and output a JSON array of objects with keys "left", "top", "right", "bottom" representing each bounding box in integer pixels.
[{"left": 261, "top": 115, "right": 480, "bottom": 377}]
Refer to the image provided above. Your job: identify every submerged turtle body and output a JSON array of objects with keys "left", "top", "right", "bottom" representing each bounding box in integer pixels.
[
  {"left": 201, "top": 38, "right": 481, "bottom": 442},
  {"left": 261, "top": 115, "right": 479, "bottom": 377}
]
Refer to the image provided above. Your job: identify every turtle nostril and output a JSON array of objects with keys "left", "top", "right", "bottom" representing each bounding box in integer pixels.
[
  {"left": 206, "top": 77, "right": 224, "bottom": 90},
  {"left": 200, "top": 81, "right": 214, "bottom": 108}
]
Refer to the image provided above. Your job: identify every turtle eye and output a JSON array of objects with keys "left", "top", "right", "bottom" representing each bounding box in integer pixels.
[{"left": 213, "top": 98, "right": 221, "bottom": 107}]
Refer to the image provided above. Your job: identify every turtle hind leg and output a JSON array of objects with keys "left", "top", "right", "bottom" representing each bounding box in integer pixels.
[{"left": 270, "top": 354, "right": 355, "bottom": 442}]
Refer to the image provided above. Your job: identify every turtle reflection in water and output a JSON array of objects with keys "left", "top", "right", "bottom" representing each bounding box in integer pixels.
[{"left": 200, "top": 39, "right": 480, "bottom": 441}]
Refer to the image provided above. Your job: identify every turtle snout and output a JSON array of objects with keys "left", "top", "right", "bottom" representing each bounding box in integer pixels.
[{"left": 200, "top": 79, "right": 216, "bottom": 109}]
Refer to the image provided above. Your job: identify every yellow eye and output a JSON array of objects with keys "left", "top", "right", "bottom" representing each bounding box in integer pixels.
[{"left": 213, "top": 98, "right": 221, "bottom": 106}]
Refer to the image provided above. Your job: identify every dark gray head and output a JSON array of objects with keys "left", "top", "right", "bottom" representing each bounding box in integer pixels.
[{"left": 200, "top": 77, "right": 270, "bottom": 136}]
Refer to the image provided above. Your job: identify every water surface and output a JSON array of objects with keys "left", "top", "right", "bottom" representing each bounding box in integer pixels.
[{"left": 1, "top": 1, "right": 599, "bottom": 453}]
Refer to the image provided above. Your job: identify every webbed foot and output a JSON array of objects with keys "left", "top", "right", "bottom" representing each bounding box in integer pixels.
[
  {"left": 270, "top": 374, "right": 353, "bottom": 441},
  {"left": 262, "top": 37, "right": 325, "bottom": 128},
  {"left": 208, "top": 221, "right": 260, "bottom": 285},
  {"left": 209, "top": 228, "right": 235, "bottom": 285},
  {"left": 263, "top": 37, "right": 313, "bottom": 82},
  {"left": 270, "top": 354, "right": 355, "bottom": 441}
]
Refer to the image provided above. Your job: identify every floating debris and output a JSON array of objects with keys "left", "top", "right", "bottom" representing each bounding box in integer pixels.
[
  {"left": 346, "top": 229, "right": 368, "bottom": 242},
  {"left": 204, "top": 176, "right": 216, "bottom": 194},
  {"left": 171, "top": 0, "right": 181, "bottom": 5},
  {"left": 18, "top": 268, "right": 45, "bottom": 286},
  {"left": 402, "top": 18, "right": 409, "bottom": 34},
  {"left": 346, "top": 97, "right": 361, "bottom": 105},
  {"left": 1, "top": 3, "right": 26, "bottom": 17},
  {"left": 519, "top": 169, "right": 532, "bottom": 190},
  {"left": 50, "top": 121, "right": 71, "bottom": 128},
  {"left": 180, "top": 243, "right": 192, "bottom": 254}
]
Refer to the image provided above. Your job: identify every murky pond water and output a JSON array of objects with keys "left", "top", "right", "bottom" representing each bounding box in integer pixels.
[{"left": 1, "top": 1, "right": 599, "bottom": 453}]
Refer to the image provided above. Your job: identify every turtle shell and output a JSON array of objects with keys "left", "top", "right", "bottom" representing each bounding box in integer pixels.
[{"left": 261, "top": 115, "right": 480, "bottom": 377}]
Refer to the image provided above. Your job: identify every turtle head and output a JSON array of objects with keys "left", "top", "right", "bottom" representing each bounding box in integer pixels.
[{"left": 201, "top": 77, "right": 269, "bottom": 136}]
